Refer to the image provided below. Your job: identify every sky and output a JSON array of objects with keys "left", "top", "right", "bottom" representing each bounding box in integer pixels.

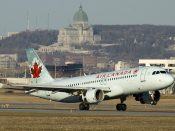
[{"left": 0, "top": 0, "right": 175, "bottom": 36}]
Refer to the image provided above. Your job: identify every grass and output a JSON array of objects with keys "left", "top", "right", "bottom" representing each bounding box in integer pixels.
[{"left": 0, "top": 112, "right": 174, "bottom": 131}]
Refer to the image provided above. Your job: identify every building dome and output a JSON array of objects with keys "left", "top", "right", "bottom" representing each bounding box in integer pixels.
[{"left": 73, "top": 5, "right": 88, "bottom": 22}]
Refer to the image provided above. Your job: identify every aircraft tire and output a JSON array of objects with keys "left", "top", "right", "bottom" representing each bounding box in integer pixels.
[
  {"left": 84, "top": 103, "right": 90, "bottom": 110},
  {"left": 79, "top": 103, "right": 85, "bottom": 110},
  {"left": 116, "top": 104, "right": 127, "bottom": 111},
  {"left": 79, "top": 103, "right": 90, "bottom": 110}
]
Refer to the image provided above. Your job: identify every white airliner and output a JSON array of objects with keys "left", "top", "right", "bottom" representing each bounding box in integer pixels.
[{"left": 8, "top": 48, "right": 175, "bottom": 111}]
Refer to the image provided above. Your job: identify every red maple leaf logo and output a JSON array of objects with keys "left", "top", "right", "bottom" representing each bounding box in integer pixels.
[{"left": 31, "top": 62, "right": 42, "bottom": 78}]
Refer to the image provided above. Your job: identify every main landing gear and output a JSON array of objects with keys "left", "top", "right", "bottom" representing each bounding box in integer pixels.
[
  {"left": 116, "top": 97, "right": 127, "bottom": 111},
  {"left": 79, "top": 102, "right": 90, "bottom": 110}
]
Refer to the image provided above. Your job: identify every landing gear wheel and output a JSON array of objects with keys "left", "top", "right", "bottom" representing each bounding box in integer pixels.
[
  {"left": 116, "top": 104, "right": 127, "bottom": 111},
  {"left": 79, "top": 103, "right": 90, "bottom": 110},
  {"left": 79, "top": 103, "right": 85, "bottom": 110},
  {"left": 84, "top": 103, "right": 90, "bottom": 110}
]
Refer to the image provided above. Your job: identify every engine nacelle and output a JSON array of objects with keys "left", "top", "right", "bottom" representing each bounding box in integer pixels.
[
  {"left": 84, "top": 89, "right": 104, "bottom": 104},
  {"left": 134, "top": 91, "right": 160, "bottom": 105}
]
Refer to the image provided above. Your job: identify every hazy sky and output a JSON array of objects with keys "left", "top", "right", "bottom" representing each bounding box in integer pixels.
[{"left": 0, "top": 0, "right": 175, "bottom": 36}]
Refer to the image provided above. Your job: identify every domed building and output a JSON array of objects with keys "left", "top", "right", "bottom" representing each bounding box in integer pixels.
[
  {"left": 73, "top": 5, "right": 89, "bottom": 28},
  {"left": 57, "top": 5, "right": 101, "bottom": 46},
  {"left": 38, "top": 5, "right": 101, "bottom": 53}
]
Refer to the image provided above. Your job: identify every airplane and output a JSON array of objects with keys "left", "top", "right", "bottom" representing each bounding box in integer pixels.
[{"left": 4, "top": 48, "right": 175, "bottom": 111}]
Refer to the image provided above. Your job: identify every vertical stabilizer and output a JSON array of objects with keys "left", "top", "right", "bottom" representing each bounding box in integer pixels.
[{"left": 26, "top": 48, "right": 53, "bottom": 84}]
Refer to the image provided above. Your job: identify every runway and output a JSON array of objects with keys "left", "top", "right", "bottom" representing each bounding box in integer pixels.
[
  {"left": 0, "top": 108, "right": 175, "bottom": 117},
  {"left": 0, "top": 102, "right": 175, "bottom": 117}
]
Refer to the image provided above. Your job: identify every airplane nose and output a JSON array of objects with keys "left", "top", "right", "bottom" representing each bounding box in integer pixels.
[{"left": 166, "top": 75, "right": 174, "bottom": 86}]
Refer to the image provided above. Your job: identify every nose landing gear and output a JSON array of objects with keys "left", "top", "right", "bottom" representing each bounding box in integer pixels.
[
  {"left": 116, "top": 97, "right": 127, "bottom": 111},
  {"left": 116, "top": 104, "right": 127, "bottom": 111}
]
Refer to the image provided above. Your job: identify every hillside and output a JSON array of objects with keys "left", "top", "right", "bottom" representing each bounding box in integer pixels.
[
  {"left": 1, "top": 25, "right": 175, "bottom": 62},
  {"left": 93, "top": 25, "right": 175, "bottom": 60},
  {"left": 0, "top": 30, "right": 58, "bottom": 54}
]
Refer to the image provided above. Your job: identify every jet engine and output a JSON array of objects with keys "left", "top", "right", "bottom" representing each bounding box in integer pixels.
[
  {"left": 134, "top": 91, "right": 160, "bottom": 105},
  {"left": 83, "top": 89, "right": 104, "bottom": 104}
]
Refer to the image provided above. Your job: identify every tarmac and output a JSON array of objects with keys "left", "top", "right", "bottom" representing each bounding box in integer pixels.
[{"left": 0, "top": 102, "right": 174, "bottom": 117}]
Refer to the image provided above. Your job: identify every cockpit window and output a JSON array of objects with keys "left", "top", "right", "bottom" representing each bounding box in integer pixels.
[
  {"left": 152, "top": 70, "right": 167, "bottom": 75},
  {"left": 156, "top": 71, "right": 160, "bottom": 74},
  {"left": 160, "top": 71, "right": 167, "bottom": 74},
  {"left": 152, "top": 71, "right": 156, "bottom": 75}
]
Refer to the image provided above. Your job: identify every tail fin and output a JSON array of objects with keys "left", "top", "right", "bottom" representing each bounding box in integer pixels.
[{"left": 26, "top": 48, "right": 54, "bottom": 84}]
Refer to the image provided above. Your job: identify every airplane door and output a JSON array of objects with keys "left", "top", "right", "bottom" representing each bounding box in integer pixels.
[{"left": 140, "top": 68, "right": 148, "bottom": 82}]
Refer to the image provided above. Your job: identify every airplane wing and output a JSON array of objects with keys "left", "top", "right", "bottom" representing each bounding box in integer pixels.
[{"left": 2, "top": 84, "right": 111, "bottom": 94}]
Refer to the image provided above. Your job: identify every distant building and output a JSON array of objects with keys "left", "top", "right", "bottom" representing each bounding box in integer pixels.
[
  {"left": 58, "top": 5, "right": 101, "bottom": 46},
  {"left": 0, "top": 36, "right": 3, "bottom": 40},
  {"left": 7, "top": 32, "right": 19, "bottom": 37},
  {"left": 0, "top": 78, "right": 30, "bottom": 84},
  {"left": 83, "top": 55, "right": 97, "bottom": 68},
  {"left": 65, "top": 54, "right": 83, "bottom": 64},
  {"left": 38, "top": 53, "right": 65, "bottom": 66},
  {"left": 0, "top": 32, "right": 19, "bottom": 41},
  {"left": 46, "top": 64, "right": 83, "bottom": 78},
  {"left": 139, "top": 59, "right": 175, "bottom": 72},
  {"left": 97, "top": 57, "right": 109, "bottom": 69},
  {"left": 38, "top": 44, "right": 74, "bottom": 53},
  {"left": 115, "top": 61, "right": 130, "bottom": 70},
  {"left": 38, "top": 5, "right": 101, "bottom": 53},
  {"left": 0, "top": 54, "right": 18, "bottom": 69}
]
